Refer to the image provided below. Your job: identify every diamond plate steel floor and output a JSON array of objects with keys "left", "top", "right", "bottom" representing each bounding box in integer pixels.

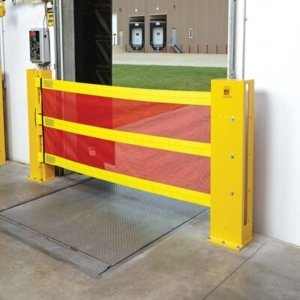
[
  {"left": 1, "top": 179, "right": 206, "bottom": 267},
  {"left": 0, "top": 161, "right": 88, "bottom": 211}
]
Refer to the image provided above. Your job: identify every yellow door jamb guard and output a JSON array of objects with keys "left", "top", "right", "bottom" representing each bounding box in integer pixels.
[
  {"left": 45, "top": 153, "right": 211, "bottom": 207},
  {"left": 36, "top": 78, "right": 211, "bottom": 106},
  {"left": 42, "top": 116, "right": 211, "bottom": 157},
  {"left": 210, "top": 79, "right": 254, "bottom": 251}
]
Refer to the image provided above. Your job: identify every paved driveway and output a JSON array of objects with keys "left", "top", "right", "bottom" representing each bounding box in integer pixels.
[{"left": 113, "top": 51, "right": 227, "bottom": 68}]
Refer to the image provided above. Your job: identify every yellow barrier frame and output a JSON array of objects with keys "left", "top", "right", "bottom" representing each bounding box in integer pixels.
[
  {"left": 27, "top": 69, "right": 254, "bottom": 251},
  {"left": 27, "top": 69, "right": 55, "bottom": 181},
  {"left": 0, "top": 69, "right": 6, "bottom": 165}
]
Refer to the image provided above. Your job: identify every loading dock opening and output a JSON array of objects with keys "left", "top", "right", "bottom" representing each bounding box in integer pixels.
[
  {"left": 129, "top": 17, "right": 145, "bottom": 51},
  {"left": 150, "top": 15, "right": 167, "bottom": 51}
]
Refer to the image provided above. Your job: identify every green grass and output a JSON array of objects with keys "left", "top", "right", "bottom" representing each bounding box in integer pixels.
[{"left": 113, "top": 65, "right": 227, "bottom": 91}]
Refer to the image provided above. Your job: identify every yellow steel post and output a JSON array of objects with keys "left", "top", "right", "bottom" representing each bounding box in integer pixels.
[
  {"left": 210, "top": 79, "right": 254, "bottom": 251},
  {"left": 0, "top": 69, "right": 5, "bottom": 165},
  {"left": 27, "top": 69, "right": 55, "bottom": 182}
]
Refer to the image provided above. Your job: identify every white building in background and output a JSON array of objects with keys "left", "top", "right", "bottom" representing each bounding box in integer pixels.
[{"left": 113, "top": 0, "right": 228, "bottom": 53}]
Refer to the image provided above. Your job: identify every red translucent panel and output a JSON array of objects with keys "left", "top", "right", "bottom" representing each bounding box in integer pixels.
[
  {"left": 115, "top": 103, "right": 210, "bottom": 143},
  {"left": 42, "top": 90, "right": 113, "bottom": 128},
  {"left": 43, "top": 90, "right": 116, "bottom": 165},
  {"left": 44, "top": 128, "right": 210, "bottom": 193},
  {"left": 44, "top": 128, "right": 115, "bottom": 168},
  {"left": 42, "top": 89, "right": 211, "bottom": 192},
  {"left": 42, "top": 90, "right": 210, "bottom": 143}
]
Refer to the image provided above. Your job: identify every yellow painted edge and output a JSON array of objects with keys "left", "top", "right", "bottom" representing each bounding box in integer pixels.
[
  {"left": 43, "top": 117, "right": 212, "bottom": 157},
  {"left": 38, "top": 152, "right": 44, "bottom": 163},
  {"left": 36, "top": 113, "right": 43, "bottom": 126},
  {"left": 209, "top": 235, "right": 254, "bottom": 252},
  {"left": 45, "top": 153, "right": 211, "bottom": 207},
  {"left": 40, "top": 78, "right": 211, "bottom": 106},
  {"left": 0, "top": 2, "right": 6, "bottom": 18},
  {"left": 34, "top": 77, "right": 40, "bottom": 88}
]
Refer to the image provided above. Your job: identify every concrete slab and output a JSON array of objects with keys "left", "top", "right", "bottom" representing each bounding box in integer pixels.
[
  {"left": 93, "top": 215, "right": 267, "bottom": 300},
  {"left": 113, "top": 52, "right": 227, "bottom": 68},
  {"left": 0, "top": 218, "right": 109, "bottom": 278},
  {"left": 0, "top": 164, "right": 300, "bottom": 300},
  {"left": 0, "top": 161, "right": 88, "bottom": 211},
  {"left": 0, "top": 212, "right": 273, "bottom": 300},
  {"left": 206, "top": 238, "right": 300, "bottom": 300}
]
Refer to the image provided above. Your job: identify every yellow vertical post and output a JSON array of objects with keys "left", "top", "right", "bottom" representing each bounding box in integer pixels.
[
  {"left": 27, "top": 69, "right": 55, "bottom": 182},
  {"left": 210, "top": 79, "right": 254, "bottom": 251},
  {"left": 0, "top": 69, "right": 6, "bottom": 165}
]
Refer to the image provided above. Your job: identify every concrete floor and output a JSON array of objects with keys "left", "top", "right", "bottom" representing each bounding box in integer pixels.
[
  {"left": 1, "top": 162, "right": 300, "bottom": 300},
  {"left": 0, "top": 162, "right": 88, "bottom": 211}
]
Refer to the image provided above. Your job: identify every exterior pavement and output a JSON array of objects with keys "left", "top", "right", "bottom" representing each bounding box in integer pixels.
[{"left": 113, "top": 50, "right": 227, "bottom": 68}]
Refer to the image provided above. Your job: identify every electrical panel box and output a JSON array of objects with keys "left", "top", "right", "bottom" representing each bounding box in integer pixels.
[{"left": 29, "top": 28, "right": 50, "bottom": 64}]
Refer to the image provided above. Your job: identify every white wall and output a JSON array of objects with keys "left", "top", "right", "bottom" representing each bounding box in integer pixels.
[
  {"left": 1, "top": 2, "right": 47, "bottom": 163},
  {"left": 236, "top": 0, "right": 300, "bottom": 246}
]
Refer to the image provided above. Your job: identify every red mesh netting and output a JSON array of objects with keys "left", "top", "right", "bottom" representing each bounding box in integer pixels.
[{"left": 42, "top": 89, "right": 210, "bottom": 193}]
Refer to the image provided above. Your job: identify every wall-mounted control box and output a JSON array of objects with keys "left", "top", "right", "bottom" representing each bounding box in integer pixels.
[{"left": 29, "top": 28, "right": 50, "bottom": 64}]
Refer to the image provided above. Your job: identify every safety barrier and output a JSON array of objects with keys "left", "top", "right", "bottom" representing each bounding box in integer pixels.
[
  {"left": 0, "top": 69, "right": 5, "bottom": 165},
  {"left": 27, "top": 69, "right": 254, "bottom": 251}
]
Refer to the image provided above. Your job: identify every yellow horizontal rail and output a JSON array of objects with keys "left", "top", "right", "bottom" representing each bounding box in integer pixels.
[
  {"left": 42, "top": 117, "right": 211, "bottom": 157},
  {"left": 44, "top": 153, "right": 211, "bottom": 208},
  {"left": 38, "top": 78, "right": 211, "bottom": 106}
]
